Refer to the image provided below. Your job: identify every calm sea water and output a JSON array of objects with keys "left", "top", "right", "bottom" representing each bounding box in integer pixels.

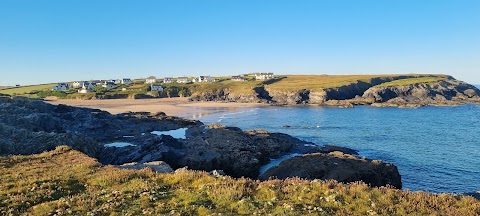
[{"left": 197, "top": 104, "right": 480, "bottom": 194}]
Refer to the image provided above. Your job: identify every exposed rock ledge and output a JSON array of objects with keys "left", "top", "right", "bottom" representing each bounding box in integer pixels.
[{"left": 0, "top": 96, "right": 401, "bottom": 187}]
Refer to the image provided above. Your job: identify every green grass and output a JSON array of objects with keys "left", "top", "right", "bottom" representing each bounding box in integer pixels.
[
  {"left": 0, "top": 84, "right": 55, "bottom": 95},
  {"left": 377, "top": 77, "right": 447, "bottom": 87},
  {"left": 264, "top": 74, "right": 448, "bottom": 92},
  {"left": 187, "top": 80, "right": 263, "bottom": 95},
  {"left": 1, "top": 146, "right": 478, "bottom": 215}
]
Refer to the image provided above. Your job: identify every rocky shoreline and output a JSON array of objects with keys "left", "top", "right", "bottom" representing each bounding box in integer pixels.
[{"left": 0, "top": 96, "right": 402, "bottom": 188}]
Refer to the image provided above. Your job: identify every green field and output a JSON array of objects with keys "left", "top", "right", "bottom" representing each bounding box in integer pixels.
[
  {"left": 1, "top": 146, "right": 478, "bottom": 215},
  {"left": 0, "top": 83, "right": 54, "bottom": 95}
]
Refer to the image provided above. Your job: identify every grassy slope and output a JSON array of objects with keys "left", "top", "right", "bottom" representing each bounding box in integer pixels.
[
  {"left": 1, "top": 146, "right": 478, "bottom": 215},
  {"left": 264, "top": 74, "right": 448, "bottom": 92},
  {"left": 0, "top": 84, "right": 54, "bottom": 95}
]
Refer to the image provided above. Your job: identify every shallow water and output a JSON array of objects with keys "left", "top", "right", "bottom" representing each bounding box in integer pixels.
[
  {"left": 104, "top": 142, "right": 136, "bottom": 148},
  {"left": 151, "top": 128, "right": 187, "bottom": 139},
  {"left": 198, "top": 105, "right": 480, "bottom": 193}
]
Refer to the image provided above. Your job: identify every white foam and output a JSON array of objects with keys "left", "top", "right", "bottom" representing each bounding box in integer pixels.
[
  {"left": 104, "top": 142, "right": 136, "bottom": 148},
  {"left": 151, "top": 128, "right": 187, "bottom": 139}
]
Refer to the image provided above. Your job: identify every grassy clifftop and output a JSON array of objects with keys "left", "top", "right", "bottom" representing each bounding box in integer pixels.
[
  {"left": 1, "top": 146, "right": 478, "bottom": 215},
  {"left": 0, "top": 74, "right": 452, "bottom": 99}
]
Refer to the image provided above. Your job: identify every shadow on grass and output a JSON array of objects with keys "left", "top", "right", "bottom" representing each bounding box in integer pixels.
[{"left": 261, "top": 77, "right": 286, "bottom": 85}]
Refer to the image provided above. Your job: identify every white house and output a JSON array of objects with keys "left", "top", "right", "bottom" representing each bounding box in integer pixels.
[
  {"left": 78, "top": 86, "right": 93, "bottom": 94},
  {"left": 121, "top": 78, "right": 132, "bottom": 85},
  {"left": 176, "top": 77, "right": 190, "bottom": 84},
  {"left": 102, "top": 81, "right": 116, "bottom": 89},
  {"left": 231, "top": 76, "right": 245, "bottom": 81},
  {"left": 52, "top": 83, "right": 69, "bottom": 91},
  {"left": 72, "top": 81, "right": 85, "bottom": 88},
  {"left": 163, "top": 77, "right": 174, "bottom": 83},
  {"left": 150, "top": 84, "right": 164, "bottom": 91},
  {"left": 255, "top": 72, "right": 275, "bottom": 80},
  {"left": 145, "top": 76, "right": 156, "bottom": 84},
  {"left": 193, "top": 76, "right": 214, "bottom": 83}
]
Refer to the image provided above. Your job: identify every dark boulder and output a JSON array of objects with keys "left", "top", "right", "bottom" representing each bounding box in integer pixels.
[{"left": 259, "top": 151, "right": 402, "bottom": 189}]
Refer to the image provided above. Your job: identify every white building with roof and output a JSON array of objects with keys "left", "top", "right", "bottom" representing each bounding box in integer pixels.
[{"left": 255, "top": 72, "right": 275, "bottom": 80}]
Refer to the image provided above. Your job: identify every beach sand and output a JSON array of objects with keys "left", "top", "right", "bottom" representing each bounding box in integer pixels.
[{"left": 45, "top": 98, "right": 264, "bottom": 119}]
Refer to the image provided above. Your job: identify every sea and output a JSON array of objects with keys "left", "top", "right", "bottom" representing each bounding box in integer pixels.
[{"left": 197, "top": 103, "right": 480, "bottom": 194}]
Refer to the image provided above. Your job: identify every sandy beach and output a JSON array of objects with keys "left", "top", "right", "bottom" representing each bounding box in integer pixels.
[{"left": 45, "top": 98, "right": 265, "bottom": 119}]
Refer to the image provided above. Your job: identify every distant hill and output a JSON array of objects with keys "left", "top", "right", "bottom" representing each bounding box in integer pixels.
[{"left": 1, "top": 74, "right": 479, "bottom": 107}]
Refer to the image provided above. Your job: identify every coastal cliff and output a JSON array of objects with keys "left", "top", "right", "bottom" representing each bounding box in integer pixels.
[{"left": 188, "top": 75, "right": 480, "bottom": 107}]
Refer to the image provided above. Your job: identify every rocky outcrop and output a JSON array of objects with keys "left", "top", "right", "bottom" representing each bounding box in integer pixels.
[
  {"left": 100, "top": 125, "right": 325, "bottom": 178},
  {"left": 0, "top": 97, "right": 200, "bottom": 157},
  {"left": 0, "top": 97, "right": 402, "bottom": 186},
  {"left": 362, "top": 79, "right": 480, "bottom": 107},
  {"left": 259, "top": 151, "right": 402, "bottom": 189},
  {"left": 189, "top": 89, "right": 261, "bottom": 103},
  {"left": 0, "top": 97, "right": 326, "bottom": 179}
]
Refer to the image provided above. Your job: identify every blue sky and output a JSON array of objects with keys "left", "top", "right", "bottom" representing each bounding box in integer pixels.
[{"left": 0, "top": 0, "right": 479, "bottom": 85}]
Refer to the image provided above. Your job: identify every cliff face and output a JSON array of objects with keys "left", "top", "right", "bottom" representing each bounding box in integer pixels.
[
  {"left": 188, "top": 76, "right": 480, "bottom": 107},
  {"left": 362, "top": 79, "right": 480, "bottom": 107}
]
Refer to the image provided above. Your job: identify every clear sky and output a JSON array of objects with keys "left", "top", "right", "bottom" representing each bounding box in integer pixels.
[{"left": 0, "top": 0, "right": 479, "bottom": 86}]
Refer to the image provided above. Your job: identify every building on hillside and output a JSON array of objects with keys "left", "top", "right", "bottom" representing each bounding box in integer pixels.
[
  {"left": 105, "top": 79, "right": 120, "bottom": 84},
  {"left": 150, "top": 84, "right": 164, "bottom": 91},
  {"left": 80, "top": 82, "right": 96, "bottom": 90},
  {"left": 176, "top": 77, "right": 190, "bottom": 84},
  {"left": 102, "top": 81, "right": 116, "bottom": 89},
  {"left": 255, "top": 72, "right": 275, "bottom": 80},
  {"left": 72, "top": 81, "right": 82, "bottom": 88},
  {"left": 121, "top": 78, "right": 132, "bottom": 85},
  {"left": 193, "top": 76, "right": 214, "bottom": 83},
  {"left": 145, "top": 76, "right": 157, "bottom": 84},
  {"left": 78, "top": 86, "right": 93, "bottom": 93},
  {"left": 163, "top": 77, "right": 174, "bottom": 83},
  {"left": 231, "top": 76, "right": 246, "bottom": 81},
  {"left": 52, "top": 83, "right": 69, "bottom": 91}
]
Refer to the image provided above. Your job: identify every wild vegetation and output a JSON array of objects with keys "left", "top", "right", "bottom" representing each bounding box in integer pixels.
[
  {"left": 1, "top": 146, "right": 478, "bottom": 215},
  {"left": 0, "top": 74, "right": 450, "bottom": 99}
]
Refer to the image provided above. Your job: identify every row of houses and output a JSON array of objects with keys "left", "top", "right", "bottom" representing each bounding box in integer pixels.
[
  {"left": 145, "top": 76, "right": 214, "bottom": 84},
  {"left": 144, "top": 73, "right": 275, "bottom": 84},
  {"left": 52, "top": 73, "right": 276, "bottom": 92},
  {"left": 53, "top": 78, "right": 133, "bottom": 93}
]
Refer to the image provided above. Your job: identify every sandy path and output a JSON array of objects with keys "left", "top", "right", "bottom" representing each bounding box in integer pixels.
[{"left": 45, "top": 98, "right": 265, "bottom": 119}]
